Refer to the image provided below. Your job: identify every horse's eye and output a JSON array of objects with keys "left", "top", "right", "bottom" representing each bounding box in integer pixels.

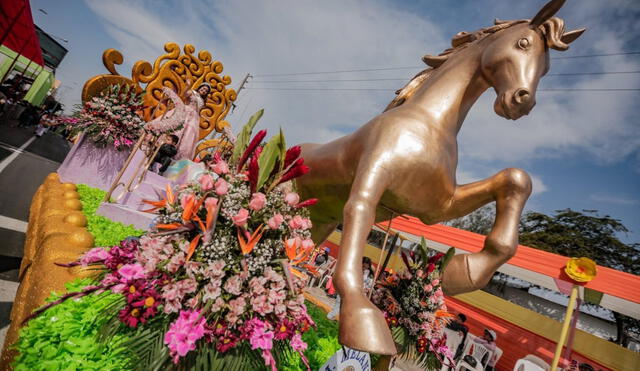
[{"left": 517, "top": 38, "right": 530, "bottom": 50}]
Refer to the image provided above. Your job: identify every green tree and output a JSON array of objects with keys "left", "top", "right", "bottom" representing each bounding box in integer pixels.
[
  {"left": 444, "top": 204, "right": 495, "bottom": 235},
  {"left": 519, "top": 209, "right": 639, "bottom": 275}
]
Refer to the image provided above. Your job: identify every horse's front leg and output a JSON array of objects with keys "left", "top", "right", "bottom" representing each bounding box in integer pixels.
[
  {"left": 333, "top": 161, "right": 397, "bottom": 355},
  {"left": 440, "top": 168, "right": 532, "bottom": 295}
]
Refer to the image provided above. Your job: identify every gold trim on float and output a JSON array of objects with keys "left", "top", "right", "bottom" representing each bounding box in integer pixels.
[{"left": 81, "top": 43, "right": 237, "bottom": 140}]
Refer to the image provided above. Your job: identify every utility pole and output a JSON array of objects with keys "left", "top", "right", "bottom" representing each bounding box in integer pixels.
[{"left": 231, "top": 73, "right": 251, "bottom": 113}]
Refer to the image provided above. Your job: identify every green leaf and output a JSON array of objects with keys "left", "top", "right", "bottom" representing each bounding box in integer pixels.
[
  {"left": 419, "top": 237, "right": 429, "bottom": 267},
  {"left": 256, "top": 133, "right": 283, "bottom": 191},
  {"left": 278, "top": 128, "right": 287, "bottom": 174},
  {"left": 441, "top": 247, "right": 456, "bottom": 271},
  {"left": 231, "top": 109, "right": 264, "bottom": 164}
]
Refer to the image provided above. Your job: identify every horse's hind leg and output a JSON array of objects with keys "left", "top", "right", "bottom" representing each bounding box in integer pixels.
[{"left": 439, "top": 168, "right": 532, "bottom": 295}]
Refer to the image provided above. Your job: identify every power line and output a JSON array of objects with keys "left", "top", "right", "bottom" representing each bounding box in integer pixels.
[
  {"left": 252, "top": 51, "right": 640, "bottom": 78},
  {"left": 553, "top": 51, "right": 640, "bottom": 59},
  {"left": 245, "top": 87, "right": 640, "bottom": 92},
  {"left": 250, "top": 71, "right": 640, "bottom": 84}
]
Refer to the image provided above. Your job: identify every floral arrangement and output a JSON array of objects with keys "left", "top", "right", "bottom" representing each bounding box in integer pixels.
[
  {"left": 28, "top": 110, "right": 321, "bottom": 370},
  {"left": 58, "top": 84, "right": 145, "bottom": 150},
  {"left": 371, "top": 238, "right": 456, "bottom": 369},
  {"left": 13, "top": 278, "right": 340, "bottom": 371}
]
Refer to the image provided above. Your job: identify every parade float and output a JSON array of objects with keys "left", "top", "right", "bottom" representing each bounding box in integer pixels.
[{"left": 9, "top": 1, "right": 637, "bottom": 371}]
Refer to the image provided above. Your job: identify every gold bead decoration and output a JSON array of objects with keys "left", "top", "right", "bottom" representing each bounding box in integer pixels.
[{"left": 63, "top": 212, "right": 88, "bottom": 227}]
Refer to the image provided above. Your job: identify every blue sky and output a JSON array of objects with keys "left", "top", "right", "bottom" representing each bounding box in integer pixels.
[{"left": 31, "top": 0, "right": 639, "bottom": 243}]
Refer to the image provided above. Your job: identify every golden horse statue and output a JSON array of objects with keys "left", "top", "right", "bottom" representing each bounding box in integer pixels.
[{"left": 296, "top": 0, "right": 584, "bottom": 354}]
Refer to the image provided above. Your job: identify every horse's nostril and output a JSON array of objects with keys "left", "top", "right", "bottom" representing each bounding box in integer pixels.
[{"left": 513, "top": 89, "right": 531, "bottom": 105}]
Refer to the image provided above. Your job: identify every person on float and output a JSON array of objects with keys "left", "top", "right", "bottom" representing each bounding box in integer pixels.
[
  {"left": 149, "top": 134, "right": 179, "bottom": 174},
  {"left": 145, "top": 81, "right": 211, "bottom": 160}
]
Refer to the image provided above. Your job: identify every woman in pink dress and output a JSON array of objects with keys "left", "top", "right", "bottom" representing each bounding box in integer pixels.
[{"left": 146, "top": 82, "right": 211, "bottom": 160}]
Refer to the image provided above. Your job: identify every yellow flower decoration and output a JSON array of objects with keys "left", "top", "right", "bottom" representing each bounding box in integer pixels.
[{"left": 565, "top": 257, "right": 597, "bottom": 283}]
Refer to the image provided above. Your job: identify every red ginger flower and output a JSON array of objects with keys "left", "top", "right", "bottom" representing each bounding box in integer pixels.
[
  {"left": 248, "top": 146, "right": 262, "bottom": 193},
  {"left": 238, "top": 129, "right": 267, "bottom": 172},
  {"left": 294, "top": 198, "right": 318, "bottom": 209},
  {"left": 283, "top": 145, "right": 301, "bottom": 168},
  {"left": 278, "top": 159, "right": 310, "bottom": 185}
]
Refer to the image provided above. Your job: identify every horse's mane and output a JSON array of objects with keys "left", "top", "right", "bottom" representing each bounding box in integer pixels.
[{"left": 384, "top": 17, "right": 571, "bottom": 111}]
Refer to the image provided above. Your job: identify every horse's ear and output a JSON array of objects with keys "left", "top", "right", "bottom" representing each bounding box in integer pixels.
[
  {"left": 561, "top": 28, "right": 586, "bottom": 45},
  {"left": 422, "top": 54, "right": 448, "bottom": 68},
  {"left": 530, "top": 0, "right": 566, "bottom": 28}
]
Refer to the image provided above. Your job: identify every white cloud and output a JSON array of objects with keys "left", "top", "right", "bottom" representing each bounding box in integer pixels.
[
  {"left": 589, "top": 194, "right": 639, "bottom": 206},
  {"left": 70, "top": 0, "right": 638, "bottom": 175}
]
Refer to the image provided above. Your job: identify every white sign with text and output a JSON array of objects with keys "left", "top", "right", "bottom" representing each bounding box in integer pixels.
[{"left": 319, "top": 347, "right": 371, "bottom": 371}]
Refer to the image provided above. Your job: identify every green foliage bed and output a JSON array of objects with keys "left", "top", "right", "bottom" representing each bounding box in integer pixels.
[
  {"left": 13, "top": 279, "right": 339, "bottom": 370},
  {"left": 13, "top": 185, "right": 341, "bottom": 370},
  {"left": 76, "top": 184, "right": 143, "bottom": 246}
]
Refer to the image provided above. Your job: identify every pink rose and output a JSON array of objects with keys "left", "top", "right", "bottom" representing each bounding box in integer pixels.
[
  {"left": 284, "top": 192, "right": 300, "bottom": 206},
  {"left": 215, "top": 178, "right": 229, "bottom": 195},
  {"left": 423, "top": 284, "right": 433, "bottom": 292},
  {"left": 301, "top": 218, "right": 312, "bottom": 230},
  {"left": 267, "top": 214, "right": 284, "bottom": 229},
  {"left": 431, "top": 278, "right": 440, "bottom": 286},
  {"left": 199, "top": 174, "right": 214, "bottom": 191},
  {"left": 213, "top": 160, "right": 229, "bottom": 175},
  {"left": 249, "top": 192, "right": 267, "bottom": 211},
  {"left": 232, "top": 208, "right": 249, "bottom": 227},
  {"left": 288, "top": 215, "right": 305, "bottom": 229}
]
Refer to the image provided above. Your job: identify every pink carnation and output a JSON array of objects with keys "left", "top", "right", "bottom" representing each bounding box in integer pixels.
[
  {"left": 232, "top": 208, "right": 249, "bottom": 227},
  {"left": 224, "top": 274, "right": 244, "bottom": 295},
  {"left": 199, "top": 174, "right": 215, "bottom": 191}
]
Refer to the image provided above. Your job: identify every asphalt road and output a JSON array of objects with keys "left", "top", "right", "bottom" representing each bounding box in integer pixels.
[{"left": 0, "top": 118, "right": 70, "bottom": 342}]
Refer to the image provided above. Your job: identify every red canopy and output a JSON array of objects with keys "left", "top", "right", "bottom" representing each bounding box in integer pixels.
[
  {"left": 0, "top": 0, "right": 44, "bottom": 66},
  {"left": 386, "top": 216, "right": 640, "bottom": 305}
]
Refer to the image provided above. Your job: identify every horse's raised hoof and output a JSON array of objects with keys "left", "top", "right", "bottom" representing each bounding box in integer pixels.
[{"left": 338, "top": 293, "right": 397, "bottom": 355}]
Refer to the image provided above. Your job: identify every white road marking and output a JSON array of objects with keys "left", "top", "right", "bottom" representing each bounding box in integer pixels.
[
  {"left": 0, "top": 215, "right": 27, "bottom": 233},
  {"left": 0, "top": 136, "right": 36, "bottom": 174}
]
